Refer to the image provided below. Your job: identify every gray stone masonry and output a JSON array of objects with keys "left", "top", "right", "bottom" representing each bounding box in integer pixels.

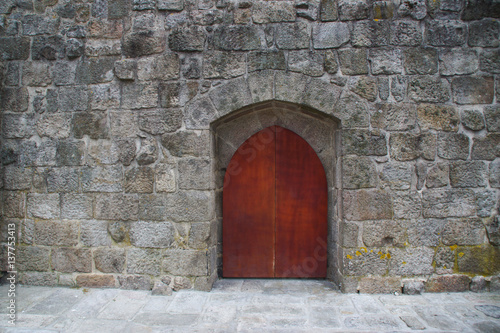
[{"left": 1, "top": 0, "right": 499, "bottom": 293}]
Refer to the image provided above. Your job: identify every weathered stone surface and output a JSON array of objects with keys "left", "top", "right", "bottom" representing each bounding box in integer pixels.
[
  {"left": 469, "top": 19, "right": 499, "bottom": 47},
  {"left": 52, "top": 248, "right": 92, "bottom": 273},
  {"left": 442, "top": 218, "right": 486, "bottom": 246},
  {"left": 72, "top": 112, "right": 110, "bottom": 140},
  {"left": 123, "top": 31, "right": 164, "bottom": 58},
  {"left": 417, "top": 104, "right": 459, "bottom": 132},
  {"left": 490, "top": 159, "right": 500, "bottom": 188},
  {"left": 1, "top": 87, "right": 29, "bottom": 112},
  {"left": 166, "top": 191, "right": 213, "bottom": 222},
  {"left": 162, "top": 250, "right": 207, "bottom": 276},
  {"left": 480, "top": 50, "right": 500, "bottom": 74},
  {"left": 179, "top": 158, "right": 211, "bottom": 190},
  {"left": 19, "top": 272, "right": 58, "bottom": 286},
  {"left": 288, "top": 50, "right": 324, "bottom": 77},
  {"left": 248, "top": 50, "right": 285, "bottom": 72},
  {"left": 56, "top": 140, "right": 85, "bottom": 166},
  {"left": 22, "top": 15, "right": 60, "bottom": 36},
  {"left": 90, "top": 83, "right": 120, "bottom": 111},
  {"left": 36, "top": 113, "right": 72, "bottom": 139},
  {"left": 136, "top": 137, "right": 158, "bottom": 165},
  {"left": 17, "top": 246, "right": 50, "bottom": 272},
  {"left": 213, "top": 25, "right": 261, "bottom": 51},
  {"left": 58, "top": 86, "right": 89, "bottom": 112},
  {"left": 343, "top": 222, "right": 359, "bottom": 247},
  {"left": 338, "top": 48, "right": 368, "bottom": 75},
  {"left": 390, "top": 75, "right": 407, "bottom": 102},
  {"left": 203, "top": 51, "right": 245, "bottom": 79},
  {"left": 439, "top": 49, "right": 479, "bottom": 76},
  {"left": 27, "top": 194, "right": 60, "bottom": 220},
  {"left": 108, "top": 221, "right": 129, "bottom": 243},
  {"left": 95, "top": 193, "right": 139, "bottom": 221},
  {"left": 129, "top": 221, "right": 174, "bottom": 248},
  {"left": 22, "top": 62, "right": 52, "bottom": 87},
  {"left": 2, "top": 113, "right": 35, "bottom": 138},
  {"left": 114, "top": 59, "right": 136, "bottom": 80},
  {"left": 0, "top": 37, "right": 30, "bottom": 60},
  {"left": 426, "top": 275, "right": 471, "bottom": 292},
  {"left": 408, "top": 76, "right": 450, "bottom": 103},
  {"left": 426, "top": 163, "right": 449, "bottom": 188},
  {"left": 189, "top": 222, "right": 211, "bottom": 249},
  {"left": 389, "top": 247, "right": 434, "bottom": 276},
  {"left": 61, "top": 193, "right": 93, "bottom": 219},
  {"left": 484, "top": 105, "right": 500, "bottom": 132},
  {"left": 403, "top": 280, "right": 425, "bottom": 295},
  {"left": 161, "top": 131, "right": 210, "bottom": 157},
  {"left": 351, "top": 20, "right": 389, "bottom": 47},
  {"left": 404, "top": 47, "right": 438, "bottom": 75},
  {"left": 248, "top": 70, "right": 273, "bottom": 102},
  {"left": 343, "top": 189, "right": 392, "bottom": 221},
  {"left": 76, "top": 57, "right": 117, "bottom": 84},
  {"left": 312, "top": 22, "right": 349, "bottom": 49},
  {"left": 34, "top": 220, "right": 78, "bottom": 246},
  {"left": 390, "top": 133, "right": 436, "bottom": 161},
  {"left": 118, "top": 275, "right": 152, "bottom": 290},
  {"left": 152, "top": 281, "right": 173, "bottom": 295},
  {"left": 425, "top": 20, "right": 466, "bottom": 46},
  {"left": 46, "top": 167, "right": 79, "bottom": 193},
  {"left": 252, "top": 1, "right": 295, "bottom": 23},
  {"left": 76, "top": 275, "right": 117, "bottom": 288},
  {"left": 458, "top": 245, "right": 500, "bottom": 275},
  {"left": 348, "top": 76, "right": 377, "bottom": 101},
  {"left": 471, "top": 134, "right": 500, "bottom": 160},
  {"left": 183, "top": 97, "right": 217, "bottom": 130},
  {"left": 124, "top": 166, "right": 154, "bottom": 193},
  {"left": 121, "top": 83, "right": 158, "bottom": 110},
  {"left": 397, "top": 0, "right": 426, "bottom": 19},
  {"left": 275, "top": 71, "right": 308, "bottom": 104},
  {"left": 158, "top": 0, "right": 184, "bottom": 11},
  {"left": 155, "top": 164, "right": 176, "bottom": 193},
  {"left": 371, "top": 103, "right": 416, "bottom": 131},
  {"left": 338, "top": 0, "right": 369, "bottom": 20},
  {"left": 333, "top": 93, "right": 370, "bottom": 128},
  {"left": 452, "top": 76, "right": 494, "bottom": 104},
  {"left": 407, "top": 218, "right": 444, "bottom": 246},
  {"left": 381, "top": 162, "right": 413, "bottom": 190},
  {"left": 344, "top": 248, "right": 389, "bottom": 276},
  {"left": 390, "top": 20, "right": 422, "bottom": 46},
  {"left": 359, "top": 277, "right": 401, "bottom": 294},
  {"left": 342, "top": 130, "right": 387, "bottom": 156},
  {"left": 324, "top": 50, "right": 339, "bottom": 74},
  {"left": 342, "top": 156, "right": 377, "bottom": 189},
  {"left": 422, "top": 189, "right": 476, "bottom": 218},
  {"left": 450, "top": 161, "right": 488, "bottom": 188},
  {"left": 3, "top": 192, "right": 25, "bottom": 218},
  {"left": 138, "top": 194, "right": 166, "bottom": 221},
  {"left": 93, "top": 248, "right": 126, "bottom": 274},
  {"left": 476, "top": 190, "right": 497, "bottom": 217},
  {"left": 137, "top": 54, "right": 179, "bottom": 81},
  {"left": 82, "top": 165, "right": 122, "bottom": 192},
  {"left": 461, "top": 109, "right": 485, "bottom": 131},
  {"left": 434, "top": 246, "right": 455, "bottom": 274},
  {"left": 168, "top": 26, "right": 205, "bottom": 52},
  {"left": 209, "top": 77, "right": 251, "bottom": 117},
  {"left": 393, "top": 191, "right": 421, "bottom": 220},
  {"left": 470, "top": 276, "right": 487, "bottom": 292},
  {"left": 276, "top": 22, "right": 310, "bottom": 49},
  {"left": 138, "top": 109, "right": 182, "bottom": 135},
  {"left": 127, "top": 248, "right": 162, "bottom": 275},
  {"left": 363, "top": 220, "right": 405, "bottom": 247},
  {"left": 437, "top": 133, "right": 470, "bottom": 160}
]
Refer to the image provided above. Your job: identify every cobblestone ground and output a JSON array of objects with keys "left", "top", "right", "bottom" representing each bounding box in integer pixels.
[{"left": 0, "top": 280, "right": 499, "bottom": 332}]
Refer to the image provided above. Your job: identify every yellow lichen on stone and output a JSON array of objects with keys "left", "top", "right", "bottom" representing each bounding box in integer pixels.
[
  {"left": 458, "top": 252, "right": 464, "bottom": 257},
  {"left": 450, "top": 245, "right": 458, "bottom": 250},
  {"left": 356, "top": 251, "right": 362, "bottom": 256},
  {"left": 346, "top": 254, "right": 353, "bottom": 259}
]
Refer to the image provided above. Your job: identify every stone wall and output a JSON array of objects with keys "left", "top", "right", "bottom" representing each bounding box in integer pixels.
[{"left": 0, "top": 0, "right": 499, "bottom": 293}]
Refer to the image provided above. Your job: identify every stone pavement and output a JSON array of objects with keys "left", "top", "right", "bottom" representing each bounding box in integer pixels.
[{"left": 0, "top": 279, "right": 499, "bottom": 332}]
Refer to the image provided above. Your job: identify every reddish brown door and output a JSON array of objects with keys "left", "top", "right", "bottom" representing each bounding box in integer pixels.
[{"left": 223, "top": 126, "right": 327, "bottom": 278}]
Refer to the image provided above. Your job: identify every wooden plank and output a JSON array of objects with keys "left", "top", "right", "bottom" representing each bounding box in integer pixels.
[
  {"left": 275, "top": 127, "right": 328, "bottom": 278},
  {"left": 222, "top": 127, "right": 276, "bottom": 277}
]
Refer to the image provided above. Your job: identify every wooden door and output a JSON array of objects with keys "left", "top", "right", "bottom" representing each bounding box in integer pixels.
[{"left": 223, "top": 126, "right": 327, "bottom": 278}]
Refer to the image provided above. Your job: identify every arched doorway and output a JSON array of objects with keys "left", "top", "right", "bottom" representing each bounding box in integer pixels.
[{"left": 223, "top": 126, "right": 328, "bottom": 278}]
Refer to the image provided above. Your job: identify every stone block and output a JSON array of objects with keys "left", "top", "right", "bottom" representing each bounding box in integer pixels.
[
  {"left": 393, "top": 191, "right": 421, "bottom": 220},
  {"left": 90, "top": 83, "right": 120, "bottom": 111},
  {"left": 480, "top": 50, "right": 500, "bottom": 74},
  {"left": 0, "top": 37, "right": 30, "bottom": 60},
  {"left": 403, "top": 280, "right": 424, "bottom": 295},
  {"left": 458, "top": 245, "right": 500, "bottom": 275},
  {"left": 351, "top": 20, "right": 389, "bottom": 47},
  {"left": 161, "top": 131, "right": 210, "bottom": 157},
  {"left": 2, "top": 113, "right": 35, "bottom": 139},
  {"left": 17, "top": 246, "right": 50, "bottom": 271},
  {"left": 426, "top": 162, "right": 449, "bottom": 188},
  {"left": 163, "top": 249, "right": 207, "bottom": 276},
  {"left": 27, "top": 193, "right": 60, "bottom": 220},
  {"left": 304, "top": 78, "right": 344, "bottom": 115},
  {"left": 252, "top": 1, "right": 295, "bottom": 23},
  {"left": 390, "top": 20, "right": 422, "bottom": 46},
  {"left": 358, "top": 277, "right": 401, "bottom": 294},
  {"left": 22, "top": 15, "right": 60, "bottom": 35},
  {"left": 189, "top": 222, "right": 211, "bottom": 249},
  {"left": 138, "top": 194, "right": 166, "bottom": 221},
  {"left": 333, "top": 93, "right": 369, "bottom": 128},
  {"left": 450, "top": 161, "right": 488, "bottom": 188},
  {"left": 3, "top": 192, "right": 25, "bottom": 218},
  {"left": 31, "top": 36, "right": 64, "bottom": 60},
  {"left": 94, "top": 248, "right": 126, "bottom": 273},
  {"left": 139, "top": 109, "right": 182, "bottom": 136},
  {"left": 168, "top": 26, "right": 205, "bottom": 51},
  {"left": 95, "top": 193, "right": 139, "bottom": 221},
  {"left": 404, "top": 47, "right": 438, "bottom": 75},
  {"left": 390, "top": 133, "right": 436, "bottom": 161},
  {"left": 484, "top": 105, "right": 500, "bottom": 132},
  {"left": 36, "top": 113, "right": 72, "bottom": 139},
  {"left": 82, "top": 165, "right": 122, "bottom": 192},
  {"left": 182, "top": 97, "right": 217, "bottom": 130},
  {"left": 1, "top": 87, "right": 29, "bottom": 112},
  {"left": 88, "top": 140, "right": 120, "bottom": 166},
  {"left": 125, "top": 166, "right": 154, "bottom": 193},
  {"left": 407, "top": 218, "right": 444, "bottom": 246},
  {"left": 81, "top": 220, "right": 110, "bottom": 247},
  {"left": 343, "top": 189, "right": 392, "bottom": 221},
  {"left": 452, "top": 76, "right": 494, "bottom": 104},
  {"left": 425, "top": 275, "right": 471, "bottom": 292},
  {"left": 324, "top": 50, "right": 339, "bottom": 74},
  {"left": 437, "top": 132, "right": 469, "bottom": 160},
  {"left": 110, "top": 111, "right": 139, "bottom": 138},
  {"left": 471, "top": 134, "right": 500, "bottom": 160},
  {"left": 85, "top": 39, "right": 121, "bottom": 57},
  {"left": 397, "top": 0, "right": 426, "bottom": 19},
  {"left": 389, "top": 247, "right": 434, "bottom": 276},
  {"left": 127, "top": 248, "right": 162, "bottom": 275},
  {"left": 76, "top": 57, "right": 117, "bottom": 84},
  {"left": 121, "top": 83, "right": 159, "bottom": 109},
  {"left": 66, "top": 38, "right": 85, "bottom": 59},
  {"left": 22, "top": 62, "right": 52, "bottom": 87},
  {"left": 179, "top": 158, "right": 211, "bottom": 190},
  {"left": 61, "top": 193, "right": 93, "bottom": 219},
  {"left": 408, "top": 76, "right": 450, "bottom": 103},
  {"left": 275, "top": 71, "right": 308, "bottom": 104},
  {"left": 58, "top": 86, "right": 89, "bottom": 112},
  {"left": 213, "top": 25, "right": 261, "bottom": 51},
  {"left": 152, "top": 281, "right": 173, "bottom": 295},
  {"left": 114, "top": 59, "right": 136, "bottom": 80},
  {"left": 469, "top": 19, "right": 499, "bottom": 47},
  {"left": 275, "top": 22, "right": 310, "bottom": 49},
  {"left": 381, "top": 162, "right": 413, "bottom": 190},
  {"left": 123, "top": 31, "right": 164, "bottom": 58},
  {"left": 422, "top": 189, "right": 476, "bottom": 218},
  {"left": 202, "top": 51, "right": 245, "bottom": 79},
  {"left": 56, "top": 140, "right": 85, "bottom": 166},
  {"left": 320, "top": 0, "right": 338, "bottom": 21},
  {"left": 181, "top": 56, "right": 201, "bottom": 79},
  {"left": 312, "top": 22, "right": 349, "bottom": 49},
  {"left": 118, "top": 275, "right": 152, "bottom": 290},
  {"left": 425, "top": 20, "right": 466, "bottom": 46},
  {"left": 165, "top": 191, "right": 214, "bottom": 222},
  {"left": 338, "top": 48, "right": 368, "bottom": 75},
  {"left": 130, "top": 221, "right": 175, "bottom": 248},
  {"left": 371, "top": 103, "right": 416, "bottom": 131},
  {"left": 439, "top": 49, "right": 478, "bottom": 76},
  {"left": 417, "top": 104, "right": 459, "bottom": 132},
  {"left": 19, "top": 272, "right": 58, "bottom": 286},
  {"left": 390, "top": 75, "right": 407, "bottom": 102},
  {"left": 342, "top": 129, "right": 387, "bottom": 156},
  {"left": 348, "top": 76, "right": 377, "bottom": 101},
  {"left": 342, "top": 156, "right": 377, "bottom": 189},
  {"left": 137, "top": 137, "right": 158, "bottom": 166},
  {"left": 343, "top": 248, "right": 389, "bottom": 276},
  {"left": 34, "top": 220, "right": 78, "bottom": 246},
  {"left": 470, "top": 276, "right": 487, "bottom": 292},
  {"left": 76, "top": 275, "right": 117, "bottom": 288},
  {"left": 158, "top": 0, "right": 184, "bottom": 11},
  {"left": 442, "top": 218, "right": 486, "bottom": 246},
  {"left": 476, "top": 190, "right": 497, "bottom": 217},
  {"left": 461, "top": 109, "right": 485, "bottom": 131},
  {"left": 338, "top": 0, "right": 369, "bottom": 20},
  {"left": 209, "top": 77, "right": 251, "bottom": 117},
  {"left": 3, "top": 166, "right": 32, "bottom": 190},
  {"left": 363, "top": 220, "right": 405, "bottom": 247},
  {"left": 288, "top": 50, "right": 324, "bottom": 77},
  {"left": 108, "top": 221, "right": 129, "bottom": 243},
  {"left": 343, "top": 221, "right": 359, "bottom": 247},
  {"left": 155, "top": 164, "right": 176, "bottom": 193},
  {"left": 490, "top": 159, "right": 500, "bottom": 188},
  {"left": 47, "top": 167, "right": 79, "bottom": 193},
  {"left": 137, "top": 54, "right": 180, "bottom": 81},
  {"left": 248, "top": 70, "right": 274, "bottom": 103},
  {"left": 52, "top": 248, "right": 92, "bottom": 273},
  {"left": 434, "top": 246, "right": 455, "bottom": 274}
]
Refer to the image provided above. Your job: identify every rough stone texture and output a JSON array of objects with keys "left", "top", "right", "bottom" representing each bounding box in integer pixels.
[
  {"left": 408, "top": 76, "right": 450, "bottom": 103},
  {"left": 422, "top": 189, "right": 476, "bottom": 218},
  {"left": 390, "top": 133, "right": 436, "bottom": 161},
  {"left": 343, "top": 190, "right": 392, "bottom": 221},
  {"left": 163, "top": 250, "right": 207, "bottom": 276},
  {"left": 471, "top": 134, "right": 500, "bottom": 161},
  {"left": 371, "top": 103, "right": 416, "bottom": 131},
  {"left": 76, "top": 275, "right": 117, "bottom": 288},
  {"left": 417, "top": 104, "right": 459, "bottom": 132},
  {"left": 439, "top": 49, "right": 479, "bottom": 76},
  {"left": 275, "top": 22, "right": 310, "bottom": 49},
  {"left": 95, "top": 193, "right": 139, "bottom": 221},
  {"left": 461, "top": 109, "right": 485, "bottom": 131},
  {"left": 312, "top": 22, "right": 349, "bottom": 49},
  {"left": 469, "top": 19, "right": 499, "bottom": 48},
  {"left": 127, "top": 248, "right": 162, "bottom": 276},
  {"left": 94, "top": 248, "right": 126, "bottom": 273},
  {"left": 457, "top": 245, "right": 500, "bottom": 275},
  {"left": 118, "top": 275, "right": 152, "bottom": 290},
  {"left": 342, "top": 156, "right": 377, "bottom": 189},
  {"left": 425, "top": 275, "right": 471, "bottom": 292},
  {"left": 452, "top": 76, "right": 494, "bottom": 104},
  {"left": 441, "top": 218, "right": 486, "bottom": 245},
  {"left": 484, "top": 105, "right": 500, "bottom": 132},
  {"left": 449, "top": 161, "right": 488, "bottom": 188},
  {"left": 51, "top": 248, "right": 92, "bottom": 273},
  {"left": 342, "top": 130, "right": 387, "bottom": 156},
  {"left": 426, "top": 163, "right": 449, "bottom": 188},
  {"left": 358, "top": 277, "right": 401, "bottom": 294},
  {"left": 363, "top": 220, "right": 405, "bottom": 247},
  {"left": 344, "top": 248, "right": 389, "bottom": 276},
  {"left": 369, "top": 47, "right": 402, "bottom": 75},
  {"left": 437, "top": 133, "right": 470, "bottom": 160},
  {"left": 338, "top": 48, "right": 368, "bottom": 75},
  {"left": 404, "top": 47, "right": 438, "bottom": 75},
  {"left": 390, "top": 247, "right": 434, "bottom": 276},
  {"left": 129, "top": 221, "right": 175, "bottom": 248}
]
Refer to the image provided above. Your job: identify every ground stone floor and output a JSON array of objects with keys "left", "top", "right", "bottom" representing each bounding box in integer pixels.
[{"left": 1, "top": 280, "right": 499, "bottom": 332}]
